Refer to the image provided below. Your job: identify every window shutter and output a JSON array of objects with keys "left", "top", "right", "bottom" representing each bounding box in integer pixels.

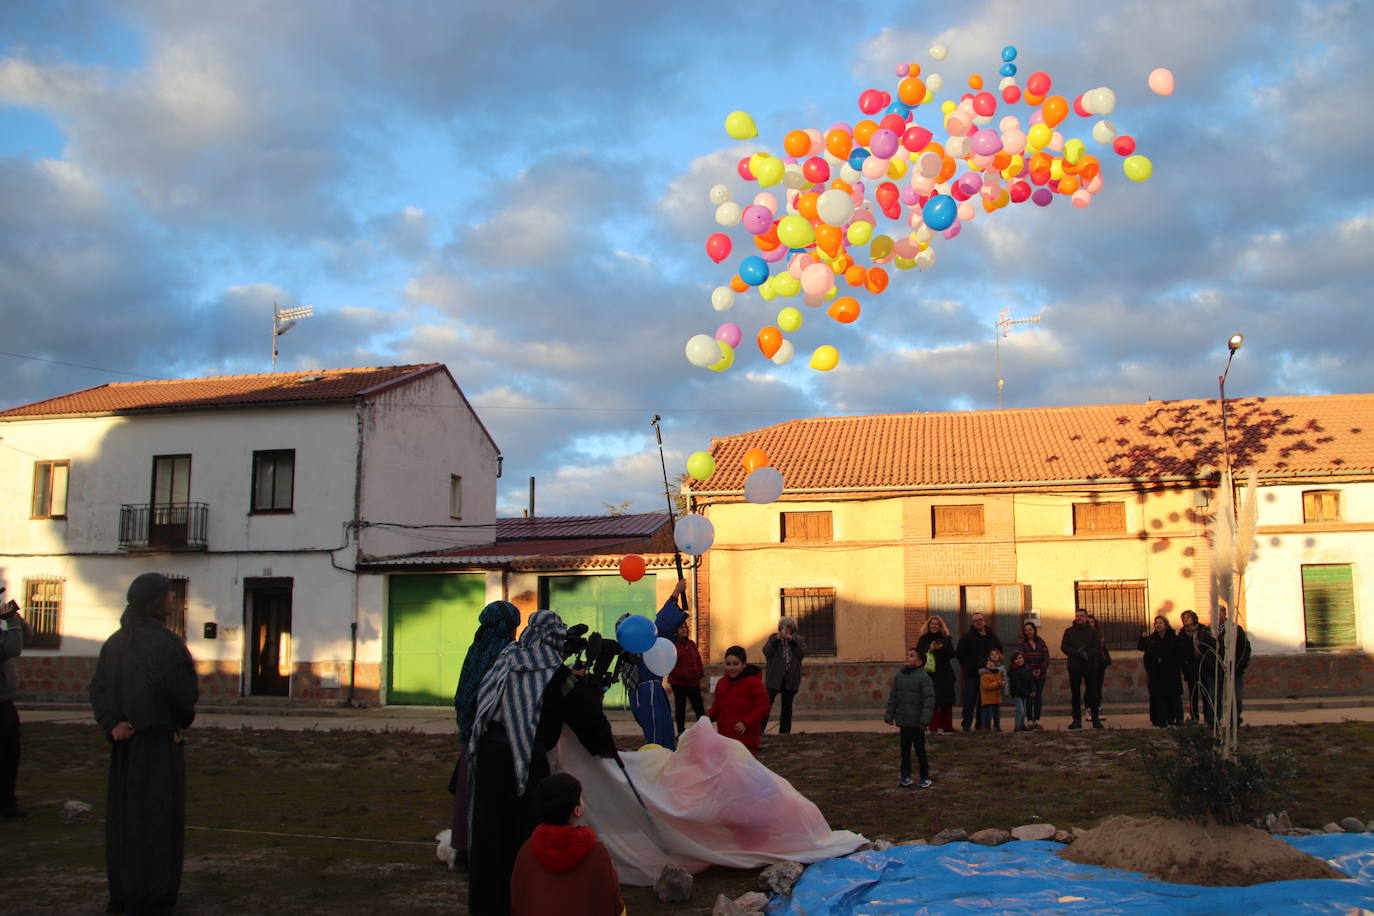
[
  {"left": 994, "top": 584, "right": 1026, "bottom": 645},
  {"left": 1302, "top": 565, "right": 1356, "bottom": 649},
  {"left": 927, "top": 585, "right": 959, "bottom": 634}
]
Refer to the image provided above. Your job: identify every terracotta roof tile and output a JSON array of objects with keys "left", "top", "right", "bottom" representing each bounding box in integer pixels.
[
  {"left": 0, "top": 364, "right": 444, "bottom": 418},
  {"left": 691, "top": 394, "right": 1374, "bottom": 496}
]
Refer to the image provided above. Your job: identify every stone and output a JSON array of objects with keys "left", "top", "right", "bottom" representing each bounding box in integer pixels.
[
  {"left": 1287, "top": 827, "right": 1318, "bottom": 836},
  {"left": 1367, "top": 820, "right": 1374, "bottom": 834},
  {"left": 1053, "top": 830, "right": 1075, "bottom": 844},
  {"left": 712, "top": 894, "right": 747, "bottom": 916},
  {"left": 898, "top": 839, "right": 929, "bottom": 846},
  {"left": 870, "top": 838, "right": 894, "bottom": 851},
  {"left": 1072, "top": 826, "right": 1089, "bottom": 839},
  {"left": 1339, "top": 817, "right": 1367, "bottom": 834},
  {"left": 930, "top": 828, "right": 968, "bottom": 846},
  {"left": 654, "top": 864, "right": 694, "bottom": 903},
  {"left": 1323, "top": 823, "right": 1343, "bottom": 834},
  {"left": 1011, "top": 823, "right": 1056, "bottom": 842},
  {"left": 733, "top": 891, "right": 769, "bottom": 912},
  {"left": 59, "top": 800, "right": 93, "bottom": 826},
  {"left": 758, "top": 861, "right": 805, "bottom": 896},
  {"left": 1263, "top": 811, "right": 1292, "bottom": 834},
  {"left": 969, "top": 828, "right": 1012, "bottom": 847}
]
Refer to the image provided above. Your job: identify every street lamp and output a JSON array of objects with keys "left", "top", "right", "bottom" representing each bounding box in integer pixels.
[
  {"left": 1218, "top": 333, "right": 1244, "bottom": 475},
  {"left": 272, "top": 302, "right": 314, "bottom": 370}
]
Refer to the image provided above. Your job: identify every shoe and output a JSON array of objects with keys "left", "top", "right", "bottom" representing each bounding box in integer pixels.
[
  {"left": 1014, "top": 725, "right": 1026, "bottom": 732},
  {"left": 942, "top": 729, "right": 955, "bottom": 734},
  {"left": 1068, "top": 721, "right": 1082, "bottom": 730},
  {"left": 961, "top": 724, "right": 971, "bottom": 732},
  {"left": 917, "top": 779, "right": 934, "bottom": 789},
  {"left": 898, "top": 776, "right": 913, "bottom": 788},
  {"left": 1, "top": 807, "right": 30, "bottom": 821},
  {"left": 1092, "top": 719, "right": 1104, "bottom": 729}
]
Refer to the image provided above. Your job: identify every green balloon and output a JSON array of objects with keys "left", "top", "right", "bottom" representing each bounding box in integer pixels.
[{"left": 686, "top": 451, "right": 717, "bottom": 481}]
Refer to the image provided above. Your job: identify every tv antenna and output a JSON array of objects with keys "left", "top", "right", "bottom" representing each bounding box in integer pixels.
[
  {"left": 994, "top": 308, "right": 1041, "bottom": 409},
  {"left": 272, "top": 302, "right": 314, "bottom": 370}
]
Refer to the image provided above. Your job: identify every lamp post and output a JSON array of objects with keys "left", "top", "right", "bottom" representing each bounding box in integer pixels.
[
  {"left": 272, "top": 302, "right": 314, "bottom": 370},
  {"left": 1215, "top": 332, "right": 1244, "bottom": 754},
  {"left": 1218, "top": 333, "right": 1243, "bottom": 476}
]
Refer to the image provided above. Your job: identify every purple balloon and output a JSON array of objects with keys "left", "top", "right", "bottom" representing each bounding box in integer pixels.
[
  {"left": 957, "top": 173, "right": 983, "bottom": 196},
  {"left": 970, "top": 128, "right": 1003, "bottom": 157},
  {"left": 741, "top": 204, "right": 772, "bottom": 235},
  {"left": 1032, "top": 188, "right": 1054, "bottom": 207},
  {"left": 760, "top": 242, "right": 788, "bottom": 263},
  {"left": 868, "top": 128, "right": 899, "bottom": 159},
  {"left": 715, "top": 322, "right": 743, "bottom": 348},
  {"left": 900, "top": 186, "right": 920, "bottom": 206},
  {"left": 942, "top": 220, "right": 962, "bottom": 240}
]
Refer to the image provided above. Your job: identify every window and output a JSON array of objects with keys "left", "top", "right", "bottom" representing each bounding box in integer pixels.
[
  {"left": 1074, "top": 580, "right": 1147, "bottom": 650},
  {"left": 1302, "top": 490, "right": 1341, "bottom": 524},
  {"left": 450, "top": 474, "right": 463, "bottom": 520},
  {"left": 932, "top": 505, "right": 984, "bottom": 537},
  {"left": 166, "top": 577, "right": 188, "bottom": 641},
  {"left": 1302, "top": 565, "right": 1357, "bottom": 649},
  {"left": 31, "top": 460, "right": 70, "bottom": 519},
  {"left": 780, "top": 511, "right": 832, "bottom": 542},
  {"left": 926, "top": 583, "right": 1026, "bottom": 645},
  {"left": 780, "top": 587, "right": 836, "bottom": 656},
  {"left": 252, "top": 450, "right": 295, "bottom": 512},
  {"left": 22, "top": 577, "right": 63, "bottom": 649},
  {"left": 1073, "top": 501, "right": 1126, "bottom": 534}
]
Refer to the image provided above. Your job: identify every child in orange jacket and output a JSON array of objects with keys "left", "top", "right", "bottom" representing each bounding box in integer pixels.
[
  {"left": 706, "top": 645, "right": 771, "bottom": 756},
  {"left": 979, "top": 648, "right": 1006, "bottom": 732}
]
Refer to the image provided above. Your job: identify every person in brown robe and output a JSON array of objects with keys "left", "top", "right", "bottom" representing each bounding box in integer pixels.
[{"left": 90, "top": 573, "right": 199, "bottom": 916}]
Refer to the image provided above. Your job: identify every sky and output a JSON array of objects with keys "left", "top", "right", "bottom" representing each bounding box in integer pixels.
[{"left": 2, "top": 0, "right": 1372, "bottom": 519}]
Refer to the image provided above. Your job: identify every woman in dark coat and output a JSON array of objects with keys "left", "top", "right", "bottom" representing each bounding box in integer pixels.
[
  {"left": 1015, "top": 621, "right": 1050, "bottom": 730},
  {"left": 1137, "top": 615, "right": 1184, "bottom": 727},
  {"left": 1174, "top": 610, "right": 1217, "bottom": 723},
  {"left": 761, "top": 616, "right": 807, "bottom": 735},
  {"left": 915, "top": 617, "right": 957, "bottom": 734}
]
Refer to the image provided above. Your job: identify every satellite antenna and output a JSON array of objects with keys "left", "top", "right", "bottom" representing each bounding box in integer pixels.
[
  {"left": 994, "top": 308, "right": 1042, "bottom": 409},
  {"left": 272, "top": 302, "right": 314, "bottom": 370}
]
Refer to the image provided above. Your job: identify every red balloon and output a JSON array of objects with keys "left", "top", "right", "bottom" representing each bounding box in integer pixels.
[
  {"left": 901, "top": 125, "right": 933, "bottom": 152},
  {"left": 1113, "top": 135, "right": 1136, "bottom": 156},
  {"left": 1072, "top": 93, "right": 1091, "bottom": 118},
  {"left": 706, "top": 232, "right": 732, "bottom": 263},
  {"left": 619, "top": 554, "right": 646, "bottom": 583},
  {"left": 857, "top": 88, "right": 885, "bottom": 115},
  {"left": 737, "top": 156, "right": 754, "bottom": 181},
  {"left": 972, "top": 91, "right": 997, "bottom": 117},
  {"left": 1026, "top": 71, "right": 1051, "bottom": 96},
  {"left": 879, "top": 112, "right": 906, "bottom": 134},
  {"left": 1001, "top": 85, "right": 1022, "bottom": 105},
  {"left": 802, "top": 156, "right": 830, "bottom": 183},
  {"left": 875, "top": 181, "right": 899, "bottom": 208},
  {"left": 1009, "top": 180, "right": 1032, "bottom": 203}
]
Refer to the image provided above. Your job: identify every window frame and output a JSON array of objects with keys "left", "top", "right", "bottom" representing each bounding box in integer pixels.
[
  {"left": 1073, "top": 579, "right": 1148, "bottom": 651},
  {"left": 1301, "top": 564, "right": 1357, "bottom": 650},
  {"left": 1301, "top": 489, "right": 1342, "bottom": 524},
  {"left": 31, "top": 460, "right": 70, "bottom": 519},
  {"left": 165, "top": 576, "right": 189, "bottom": 641},
  {"left": 780, "top": 510, "right": 832, "bottom": 543},
  {"left": 450, "top": 474, "right": 463, "bottom": 520},
  {"left": 1072, "top": 500, "right": 1126, "bottom": 535},
  {"left": 932, "top": 504, "right": 985, "bottom": 538},
  {"left": 22, "top": 577, "right": 64, "bottom": 650},
  {"left": 780, "top": 586, "right": 836, "bottom": 656},
  {"left": 250, "top": 449, "right": 296, "bottom": 514}
]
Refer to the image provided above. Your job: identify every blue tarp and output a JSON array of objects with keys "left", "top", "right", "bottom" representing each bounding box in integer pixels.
[{"left": 771, "top": 835, "right": 1374, "bottom": 915}]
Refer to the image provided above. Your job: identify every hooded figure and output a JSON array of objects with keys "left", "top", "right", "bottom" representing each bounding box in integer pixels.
[
  {"left": 466, "top": 610, "right": 615, "bottom": 916},
  {"left": 622, "top": 581, "right": 688, "bottom": 750},
  {"left": 706, "top": 646, "right": 770, "bottom": 756},
  {"left": 90, "top": 572, "right": 199, "bottom": 916}
]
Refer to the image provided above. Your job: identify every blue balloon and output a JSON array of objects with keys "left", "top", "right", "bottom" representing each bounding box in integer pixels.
[
  {"left": 999, "top": 62, "right": 1017, "bottom": 77},
  {"left": 922, "top": 194, "right": 958, "bottom": 232},
  {"left": 738, "top": 255, "right": 769, "bottom": 287},
  {"left": 1001, "top": 45, "right": 1017, "bottom": 62},
  {"left": 616, "top": 615, "right": 656, "bottom": 654},
  {"left": 847, "top": 148, "right": 870, "bottom": 170}
]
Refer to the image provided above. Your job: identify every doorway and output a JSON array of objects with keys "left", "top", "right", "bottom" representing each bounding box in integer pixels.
[
  {"left": 245, "top": 578, "right": 292, "bottom": 697},
  {"left": 150, "top": 454, "right": 191, "bottom": 548}
]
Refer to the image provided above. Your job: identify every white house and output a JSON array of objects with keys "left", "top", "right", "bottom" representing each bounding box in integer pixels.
[{"left": 0, "top": 363, "right": 501, "bottom": 704}]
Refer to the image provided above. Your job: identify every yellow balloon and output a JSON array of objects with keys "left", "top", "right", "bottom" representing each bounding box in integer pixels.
[
  {"left": 1027, "top": 122, "right": 1052, "bottom": 150},
  {"left": 724, "top": 110, "right": 758, "bottom": 140},
  {"left": 940, "top": 100, "right": 957, "bottom": 115},
  {"left": 846, "top": 221, "right": 874, "bottom": 246},
  {"left": 777, "top": 307, "right": 803, "bottom": 332},
  {"left": 772, "top": 272, "right": 801, "bottom": 297},
  {"left": 895, "top": 255, "right": 916, "bottom": 270},
  {"left": 758, "top": 283, "right": 777, "bottom": 301},
  {"left": 809, "top": 345, "right": 840, "bottom": 372},
  {"left": 824, "top": 285, "right": 839, "bottom": 300},
  {"left": 1064, "top": 138, "right": 1085, "bottom": 165},
  {"left": 1122, "top": 154, "right": 1153, "bottom": 182},
  {"left": 869, "top": 234, "right": 894, "bottom": 260},
  {"left": 708, "top": 341, "right": 735, "bottom": 372},
  {"left": 922, "top": 87, "right": 935, "bottom": 104},
  {"left": 886, "top": 158, "right": 908, "bottom": 179},
  {"left": 1049, "top": 159, "right": 1065, "bottom": 181},
  {"left": 754, "top": 155, "right": 784, "bottom": 188},
  {"left": 776, "top": 214, "right": 815, "bottom": 248},
  {"left": 1001, "top": 154, "right": 1024, "bottom": 179}
]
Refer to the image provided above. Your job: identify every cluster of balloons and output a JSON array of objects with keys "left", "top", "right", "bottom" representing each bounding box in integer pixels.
[
  {"left": 684, "top": 444, "right": 785, "bottom": 503},
  {"left": 686, "top": 43, "right": 1174, "bottom": 374},
  {"left": 613, "top": 614, "right": 678, "bottom": 677}
]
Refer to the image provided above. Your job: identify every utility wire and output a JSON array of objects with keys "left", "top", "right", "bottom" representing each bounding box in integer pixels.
[{"left": 0, "top": 350, "right": 156, "bottom": 379}]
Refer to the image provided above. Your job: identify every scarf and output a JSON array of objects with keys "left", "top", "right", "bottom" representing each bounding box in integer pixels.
[
  {"left": 454, "top": 600, "right": 521, "bottom": 745},
  {"left": 780, "top": 635, "right": 793, "bottom": 670},
  {"left": 468, "top": 609, "right": 567, "bottom": 794}
]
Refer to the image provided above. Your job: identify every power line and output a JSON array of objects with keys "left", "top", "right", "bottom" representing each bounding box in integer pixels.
[{"left": 0, "top": 350, "right": 155, "bottom": 379}]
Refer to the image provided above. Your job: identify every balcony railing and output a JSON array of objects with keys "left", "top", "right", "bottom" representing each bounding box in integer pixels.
[{"left": 119, "top": 502, "right": 209, "bottom": 551}]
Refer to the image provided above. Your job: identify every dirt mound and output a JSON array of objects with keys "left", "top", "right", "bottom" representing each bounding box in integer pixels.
[{"left": 1059, "top": 815, "right": 1347, "bottom": 887}]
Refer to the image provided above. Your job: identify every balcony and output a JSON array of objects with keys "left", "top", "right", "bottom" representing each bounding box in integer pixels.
[{"left": 119, "top": 503, "right": 209, "bottom": 551}]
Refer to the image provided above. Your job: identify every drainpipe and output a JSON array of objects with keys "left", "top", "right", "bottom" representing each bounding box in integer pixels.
[
  {"left": 348, "top": 621, "right": 358, "bottom": 705},
  {"left": 528, "top": 476, "right": 535, "bottom": 518},
  {"left": 351, "top": 399, "right": 365, "bottom": 706}
]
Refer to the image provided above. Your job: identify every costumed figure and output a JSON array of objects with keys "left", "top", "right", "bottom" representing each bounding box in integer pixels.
[{"left": 622, "top": 579, "right": 687, "bottom": 750}]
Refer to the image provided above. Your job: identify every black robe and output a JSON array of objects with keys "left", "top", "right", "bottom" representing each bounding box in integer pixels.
[
  {"left": 915, "top": 633, "right": 957, "bottom": 707},
  {"left": 467, "top": 667, "right": 615, "bottom": 916},
  {"left": 89, "top": 617, "right": 199, "bottom": 916}
]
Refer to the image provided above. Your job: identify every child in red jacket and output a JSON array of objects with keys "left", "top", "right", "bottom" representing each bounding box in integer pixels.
[
  {"left": 510, "top": 773, "right": 624, "bottom": 916},
  {"left": 668, "top": 619, "right": 705, "bottom": 735},
  {"left": 705, "top": 645, "right": 770, "bottom": 756}
]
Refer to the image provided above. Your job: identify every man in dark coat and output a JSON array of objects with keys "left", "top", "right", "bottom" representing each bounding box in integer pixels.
[
  {"left": 955, "top": 613, "right": 1002, "bottom": 731},
  {"left": 1213, "top": 604, "right": 1252, "bottom": 727},
  {"left": 1175, "top": 610, "right": 1217, "bottom": 723},
  {"left": 90, "top": 573, "right": 199, "bottom": 916},
  {"left": 1059, "top": 608, "right": 1102, "bottom": 729},
  {"left": 0, "top": 584, "right": 33, "bottom": 820}
]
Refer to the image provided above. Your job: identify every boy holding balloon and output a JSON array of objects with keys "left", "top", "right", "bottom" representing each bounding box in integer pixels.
[{"left": 616, "top": 579, "right": 689, "bottom": 750}]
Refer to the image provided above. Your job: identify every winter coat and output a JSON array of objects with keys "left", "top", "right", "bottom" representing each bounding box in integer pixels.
[
  {"left": 1059, "top": 623, "right": 1101, "bottom": 674},
  {"left": 1213, "top": 623, "right": 1252, "bottom": 676},
  {"left": 1008, "top": 663, "right": 1035, "bottom": 699},
  {"left": 1174, "top": 625, "right": 1215, "bottom": 682},
  {"left": 1016, "top": 636, "right": 1050, "bottom": 683},
  {"left": 762, "top": 632, "right": 807, "bottom": 691},
  {"left": 510, "top": 825, "right": 624, "bottom": 916},
  {"left": 916, "top": 632, "right": 957, "bottom": 706},
  {"left": 955, "top": 628, "right": 1003, "bottom": 679},
  {"left": 884, "top": 666, "right": 935, "bottom": 729},
  {"left": 1138, "top": 631, "right": 1180, "bottom": 678},
  {"left": 706, "top": 666, "right": 770, "bottom": 756},
  {"left": 667, "top": 636, "right": 704, "bottom": 688},
  {"left": 979, "top": 666, "right": 1005, "bottom": 706},
  {"left": 0, "top": 604, "right": 28, "bottom": 705}
]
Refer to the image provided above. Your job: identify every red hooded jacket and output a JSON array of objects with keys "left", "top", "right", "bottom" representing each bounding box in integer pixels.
[
  {"left": 511, "top": 824, "right": 624, "bottom": 916},
  {"left": 706, "top": 665, "right": 770, "bottom": 755}
]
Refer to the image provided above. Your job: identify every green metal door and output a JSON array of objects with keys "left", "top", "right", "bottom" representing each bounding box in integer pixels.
[
  {"left": 541, "top": 574, "right": 659, "bottom": 709},
  {"left": 1301, "top": 565, "right": 1357, "bottom": 649},
  {"left": 387, "top": 573, "right": 486, "bottom": 705}
]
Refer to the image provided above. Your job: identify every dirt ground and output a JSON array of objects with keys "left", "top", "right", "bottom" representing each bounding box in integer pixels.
[{"left": 7, "top": 721, "right": 1373, "bottom": 915}]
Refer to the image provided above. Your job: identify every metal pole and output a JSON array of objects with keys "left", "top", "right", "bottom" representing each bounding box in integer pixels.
[
  {"left": 995, "top": 326, "right": 1003, "bottom": 409},
  {"left": 650, "top": 415, "right": 688, "bottom": 608},
  {"left": 271, "top": 302, "right": 279, "bottom": 371}
]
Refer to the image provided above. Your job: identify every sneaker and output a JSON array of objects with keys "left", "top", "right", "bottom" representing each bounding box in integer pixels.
[
  {"left": 898, "top": 776, "right": 913, "bottom": 788},
  {"left": 917, "top": 779, "right": 934, "bottom": 789},
  {"left": 1068, "top": 721, "right": 1082, "bottom": 730}
]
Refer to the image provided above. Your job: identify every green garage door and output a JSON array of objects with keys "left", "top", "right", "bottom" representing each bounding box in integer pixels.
[
  {"left": 541, "top": 574, "right": 660, "bottom": 709},
  {"left": 388, "top": 574, "right": 486, "bottom": 705}
]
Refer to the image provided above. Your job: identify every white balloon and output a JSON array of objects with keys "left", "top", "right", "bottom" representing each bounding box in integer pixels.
[
  {"left": 744, "top": 466, "right": 785, "bottom": 504},
  {"left": 711, "top": 286, "right": 735, "bottom": 312},
  {"left": 926, "top": 73, "right": 944, "bottom": 93},
  {"left": 929, "top": 44, "right": 948, "bottom": 61},
  {"left": 674, "top": 514, "right": 715, "bottom": 556},
  {"left": 915, "top": 247, "right": 937, "bottom": 271},
  {"left": 685, "top": 334, "right": 719, "bottom": 367},
  {"left": 838, "top": 163, "right": 863, "bottom": 185},
  {"left": 782, "top": 163, "right": 807, "bottom": 189},
  {"left": 998, "top": 76, "right": 1017, "bottom": 91},
  {"left": 714, "top": 201, "right": 742, "bottom": 227},
  {"left": 770, "top": 339, "right": 795, "bottom": 366},
  {"left": 945, "top": 136, "right": 970, "bottom": 159},
  {"left": 708, "top": 183, "right": 731, "bottom": 205},
  {"left": 1088, "top": 87, "right": 1116, "bottom": 116},
  {"left": 1091, "top": 119, "right": 1118, "bottom": 145},
  {"left": 643, "top": 637, "right": 678, "bottom": 678},
  {"left": 816, "top": 188, "right": 856, "bottom": 226}
]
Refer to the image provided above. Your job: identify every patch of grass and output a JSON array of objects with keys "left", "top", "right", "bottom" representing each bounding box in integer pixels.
[{"left": 8, "top": 721, "right": 1373, "bottom": 914}]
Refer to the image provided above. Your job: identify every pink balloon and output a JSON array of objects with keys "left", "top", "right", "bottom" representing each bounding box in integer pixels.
[
  {"left": 760, "top": 243, "right": 788, "bottom": 263},
  {"left": 741, "top": 204, "right": 772, "bottom": 235},
  {"left": 715, "top": 323, "right": 743, "bottom": 348},
  {"left": 1148, "top": 67, "right": 1175, "bottom": 96},
  {"left": 802, "top": 291, "right": 825, "bottom": 308},
  {"left": 752, "top": 192, "right": 778, "bottom": 213},
  {"left": 868, "top": 128, "right": 899, "bottom": 159},
  {"left": 942, "top": 221, "right": 961, "bottom": 240},
  {"left": 788, "top": 253, "right": 815, "bottom": 278},
  {"left": 970, "top": 128, "right": 1003, "bottom": 157},
  {"left": 801, "top": 263, "right": 834, "bottom": 296}
]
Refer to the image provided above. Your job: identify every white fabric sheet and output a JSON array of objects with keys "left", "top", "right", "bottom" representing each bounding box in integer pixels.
[{"left": 551, "top": 719, "right": 867, "bottom": 886}]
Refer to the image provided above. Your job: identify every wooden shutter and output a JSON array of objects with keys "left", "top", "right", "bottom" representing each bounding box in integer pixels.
[
  {"left": 993, "top": 584, "right": 1026, "bottom": 646},
  {"left": 781, "top": 511, "right": 832, "bottom": 542},
  {"left": 1302, "top": 491, "right": 1341, "bottom": 523},
  {"left": 1301, "top": 565, "right": 1356, "bottom": 649},
  {"left": 932, "top": 505, "right": 984, "bottom": 536},
  {"left": 1074, "top": 501, "right": 1126, "bottom": 533}
]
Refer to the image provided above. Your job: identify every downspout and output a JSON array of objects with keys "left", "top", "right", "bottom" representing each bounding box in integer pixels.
[{"left": 350, "top": 397, "right": 365, "bottom": 706}]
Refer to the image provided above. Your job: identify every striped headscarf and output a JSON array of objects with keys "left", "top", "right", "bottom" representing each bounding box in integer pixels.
[
  {"left": 454, "top": 600, "right": 521, "bottom": 745},
  {"left": 468, "top": 609, "right": 568, "bottom": 794}
]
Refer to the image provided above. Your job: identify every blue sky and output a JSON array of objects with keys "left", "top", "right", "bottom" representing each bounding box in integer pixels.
[{"left": 2, "top": 0, "right": 1372, "bottom": 517}]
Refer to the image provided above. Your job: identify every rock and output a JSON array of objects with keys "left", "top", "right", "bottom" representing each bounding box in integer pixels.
[
  {"left": 1053, "top": 830, "right": 1075, "bottom": 844},
  {"left": 1367, "top": 820, "right": 1374, "bottom": 833},
  {"left": 1072, "top": 826, "right": 1090, "bottom": 839},
  {"left": 870, "top": 838, "right": 894, "bottom": 851},
  {"left": 733, "top": 891, "right": 769, "bottom": 912},
  {"left": 969, "top": 828, "right": 1012, "bottom": 847},
  {"left": 1340, "top": 817, "right": 1367, "bottom": 833},
  {"left": 1287, "top": 827, "right": 1318, "bottom": 836},
  {"left": 712, "top": 894, "right": 747, "bottom": 916},
  {"left": 930, "top": 828, "right": 968, "bottom": 846},
  {"left": 1263, "top": 811, "right": 1292, "bottom": 834},
  {"left": 60, "top": 800, "right": 93, "bottom": 826},
  {"left": 898, "top": 839, "right": 929, "bottom": 846},
  {"left": 654, "top": 864, "right": 693, "bottom": 903},
  {"left": 758, "top": 861, "right": 805, "bottom": 896},
  {"left": 1323, "top": 823, "right": 1343, "bottom": 834},
  {"left": 1011, "top": 823, "right": 1056, "bottom": 842}
]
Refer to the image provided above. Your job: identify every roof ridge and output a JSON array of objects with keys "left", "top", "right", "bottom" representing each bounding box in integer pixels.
[{"left": 98, "top": 363, "right": 438, "bottom": 388}]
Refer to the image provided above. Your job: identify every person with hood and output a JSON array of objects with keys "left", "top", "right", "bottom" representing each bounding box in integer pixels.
[
  {"left": 467, "top": 609, "right": 615, "bottom": 916},
  {"left": 915, "top": 616, "right": 957, "bottom": 734},
  {"left": 1059, "top": 608, "right": 1102, "bottom": 729},
  {"left": 955, "top": 613, "right": 1002, "bottom": 731},
  {"left": 667, "top": 616, "right": 705, "bottom": 736},
  {"left": 761, "top": 615, "right": 808, "bottom": 735},
  {"left": 1175, "top": 610, "right": 1216, "bottom": 723},
  {"left": 622, "top": 580, "right": 688, "bottom": 750},
  {"left": 883, "top": 648, "right": 936, "bottom": 787},
  {"left": 450, "top": 600, "right": 521, "bottom": 865},
  {"left": 509, "top": 773, "right": 624, "bottom": 916},
  {"left": 1137, "top": 615, "right": 1184, "bottom": 727},
  {"left": 0, "top": 583, "right": 32, "bottom": 821},
  {"left": 705, "top": 645, "right": 770, "bottom": 756},
  {"left": 89, "top": 572, "right": 200, "bottom": 916}
]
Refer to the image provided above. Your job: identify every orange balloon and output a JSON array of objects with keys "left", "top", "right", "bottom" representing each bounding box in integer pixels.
[
  {"left": 754, "top": 220, "right": 780, "bottom": 250},
  {"left": 936, "top": 156, "right": 957, "bottom": 183},
  {"left": 1057, "top": 175, "right": 1080, "bottom": 194},
  {"left": 1079, "top": 159, "right": 1101, "bottom": 182},
  {"left": 730, "top": 275, "right": 748, "bottom": 293},
  {"left": 833, "top": 253, "right": 854, "bottom": 273},
  {"left": 815, "top": 223, "right": 842, "bottom": 257},
  {"left": 982, "top": 196, "right": 998, "bottom": 213},
  {"left": 796, "top": 192, "right": 820, "bottom": 221},
  {"left": 742, "top": 447, "right": 769, "bottom": 473},
  {"left": 619, "top": 554, "right": 646, "bottom": 583},
  {"left": 907, "top": 62, "right": 921, "bottom": 77},
  {"left": 783, "top": 129, "right": 811, "bottom": 158},
  {"left": 757, "top": 326, "right": 783, "bottom": 359},
  {"left": 825, "top": 127, "right": 853, "bottom": 159},
  {"left": 853, "top": 119, "right": 879, "bottom": 147},
  {"left": 828, "top": 178, "right": 853, "bottom": 194},
  {"left": 992, "top": 151, "right": 1012, "bottom": 171},
  {"left": 968, "top": 73, "right": 984, "bottom": 90},
  {"left": 1024, "top": 92, "right": 1044, "bottom": 107},
  {"left": 1030, "top": 152, "right": 1053, "bottom": 172},
  {"left": 844, "top": 264, "right": 866, "bottom": 287},
  {"left": 828, "top": 296, "right": 861, "bottom": 323},
  {"left": 897, "top": 76, "right": 926, "bottom": 106},
  {"left": 1042, "top": 95, "right": 1068, "bottom": 127},
  {"left": 925, "top": 140, "right": 946, "bottom": 159},
  {"left": 865, "top": 267, "right": 889, "bottom": 294}
]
